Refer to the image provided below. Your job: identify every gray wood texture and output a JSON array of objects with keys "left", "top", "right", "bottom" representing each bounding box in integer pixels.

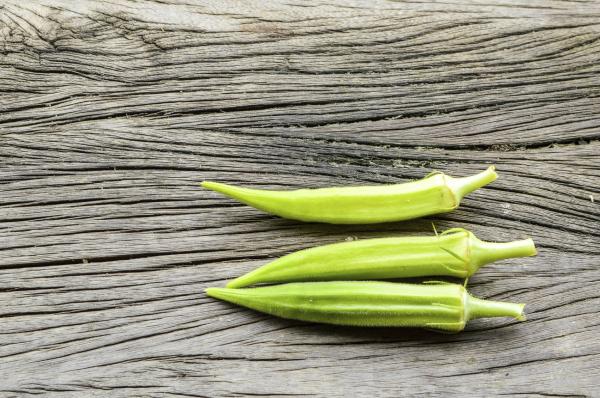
[{"left": 1, "top": 0, "right": 600, "bottom": 396}]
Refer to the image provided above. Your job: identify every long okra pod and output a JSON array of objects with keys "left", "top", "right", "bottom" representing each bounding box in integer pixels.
[
  {"left": 201, "top": 166, "right": 497, "bottom": 224},
  {"left": 206, "top": 281, "right": 525, "bottom": 332},
  {"left": 226, "top": 228, "right": 536, "bottom": 288}
]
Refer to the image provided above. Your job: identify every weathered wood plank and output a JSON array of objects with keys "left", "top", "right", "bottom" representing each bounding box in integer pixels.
[{"left": 1, "top": 1, "right": 599, "bottom": 397}]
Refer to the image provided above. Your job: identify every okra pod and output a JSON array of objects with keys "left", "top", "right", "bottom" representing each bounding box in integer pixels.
[
  {"left": 201, "top": 166, "right": 497, "bottom": 224},
  {"left": 206, "top": 281, "right": 526, "bottom": 332},
  {"left": 226, "top": 228, "right": 536, "bottom": 288}
]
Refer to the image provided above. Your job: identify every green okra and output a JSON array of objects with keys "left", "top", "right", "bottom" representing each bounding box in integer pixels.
[
  {"left": 201, "top": 166, "right": 497, "bottom": 224},
  {"left": 206, "top": 281, "right": 526, "bottom": 332},
  {"left": 226, "top": 228, "right": 536, "bottom": 288}
]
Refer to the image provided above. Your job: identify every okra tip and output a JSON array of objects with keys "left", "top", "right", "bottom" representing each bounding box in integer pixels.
[
  {"left": 226, "top": 265, "right": 271, "bottom": 288},
  {"left": 201, "top": 180, "right": 254, "bottom": 204},
  {"left": 201, "top": 180, "right": 226, "bottom": 191},
  {"left": 226, "top": 277, "right": 250, "bottom": 289},
  {"left": 205, "top": 287, "right": 233, "bottom": 301}
]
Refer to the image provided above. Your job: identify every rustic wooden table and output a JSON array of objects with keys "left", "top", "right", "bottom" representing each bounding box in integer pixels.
[{"left": 2, "top": 1, "right": 599, "bottom": 397}]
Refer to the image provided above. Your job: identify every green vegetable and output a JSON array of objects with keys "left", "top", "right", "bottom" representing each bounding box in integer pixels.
[
  {"left": 206, "top": 281, "right": 525, "bottom": 332},
  {"left": 201, "top": 166, "right": 497, "bottom": 224},
  {"left": 226, "top": 228, "right": 536, "bottom": 288}
]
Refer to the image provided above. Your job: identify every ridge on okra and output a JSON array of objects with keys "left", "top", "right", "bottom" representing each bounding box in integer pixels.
[
  {"left": 206, "top": 281, "right": 526, "bottom": 333},
  {"left": 201, "top": 166, "right": 498, "bottom": 224},
  {"left": 226, "top": 227, "right": 537, "bottom": 289}
]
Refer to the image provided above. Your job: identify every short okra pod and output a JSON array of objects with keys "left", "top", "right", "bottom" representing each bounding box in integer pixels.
[
  {"left": 201, "top": 166, "right": 497, "bottom": 224},
  {"left": 206, "top": 281, "right": 526, "bottom": 332},
  {"left": 226, "top": 228, "right": 536, "bottom": 288}
]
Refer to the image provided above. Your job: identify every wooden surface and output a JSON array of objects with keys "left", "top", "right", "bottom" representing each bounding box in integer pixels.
[{"left": 1, "top": 0, "right": 600, "bottom": 396}]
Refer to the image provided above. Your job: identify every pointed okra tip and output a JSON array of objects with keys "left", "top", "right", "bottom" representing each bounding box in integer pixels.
[
  {"left": 226, "top": 278, "right": 248, "bottom": 289},
  {"left": 204, "top": 287, "right": 230, "bottom": 299},
  {"left": 205, "top": 287, "right": 231, "bottom": 301},
  {"left": 201, "top": 181, "right": 245, "bottom": 200},
  {"left": 226, "top": 267, "right": 265, "bottom": 289},
  {"left": 201, "top": 180, "right": 224, "bottom": 191}
]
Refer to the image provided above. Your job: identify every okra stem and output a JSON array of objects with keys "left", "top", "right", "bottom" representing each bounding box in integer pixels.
[
  {"left": 447, "top": 166, "right": 498, "bottom": 203},
  {"left": 466, "top": 296, "right": 526, "bottom": 321},
  {"left": 471, "top": 238, "right": 537, "bottom": 267}
]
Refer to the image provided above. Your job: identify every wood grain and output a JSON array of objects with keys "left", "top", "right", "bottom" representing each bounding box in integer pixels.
[{"left": 1, "top": 0, "right": 599, "bottom": 397}]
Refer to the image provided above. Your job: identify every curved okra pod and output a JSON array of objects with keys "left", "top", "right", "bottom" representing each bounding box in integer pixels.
[
  {"left": 206, "top": 281, "right": 526, "bottom": 332},
  {"left": 201, "top": 166, "right": 497, "bottom": 224},
  {"left": 226, "top": 228, "right": 536, "bottom": 288}
]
